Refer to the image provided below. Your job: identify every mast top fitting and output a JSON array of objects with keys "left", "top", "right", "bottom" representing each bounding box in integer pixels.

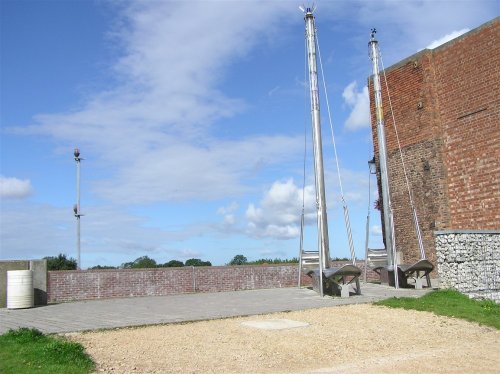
[{"left": 299, "top": 3, "right": 316, "bottom": 15}]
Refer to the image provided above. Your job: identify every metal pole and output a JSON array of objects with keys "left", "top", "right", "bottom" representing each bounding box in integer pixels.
[
  {"left": 303, "top": 7, "right": 330, "bottom": 271},
  {"left": 298, "top": 211, "right": 305, "bottom": 288},
  {"left": 74, "top": 148, "right": 82, "bottom": 270},
  {"left": 364, "top": 168, "right": 371, "bottom": 283},
  {"left": 368, "top": 29, "right": 398, "bottom": 288}
]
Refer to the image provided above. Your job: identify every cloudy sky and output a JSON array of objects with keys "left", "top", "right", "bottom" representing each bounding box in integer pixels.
[{"left": 1, "top": 0, "right": 497, "bottom": 268}]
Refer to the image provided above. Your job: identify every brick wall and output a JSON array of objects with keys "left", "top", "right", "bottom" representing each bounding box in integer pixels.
[
  {"left": 47, "top": 265, "right": 303, "bottom": 303},
  {"left": 433, "top": 19, "right": 500, "bottom": 229},
  {"left": 370, "top": 17, "right": 499, "bottom": 272},
  {"left": 47, "top": 262, "right": 378, "bottom": 303}
]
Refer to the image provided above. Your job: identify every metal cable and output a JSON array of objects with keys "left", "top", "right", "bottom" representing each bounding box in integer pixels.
[
  {"left": 316, "top": 27, "right": 357, "bottom": 264},
  {"left": 298, "top": 34, "right": 309, "bottom": 287},
  {"left": 379, "top": 49, "right": 427, "bottom": 260}
]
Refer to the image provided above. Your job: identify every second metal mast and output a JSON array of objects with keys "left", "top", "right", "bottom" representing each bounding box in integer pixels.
[
  {"left": 74, "top": 148, "right": 83, "bottom": 270},
  {"left": 368, "top": 29, "right": 398, "bottom": 287},
  {"left": 304, "top": 7, "right": 330, "bottom": 270}
]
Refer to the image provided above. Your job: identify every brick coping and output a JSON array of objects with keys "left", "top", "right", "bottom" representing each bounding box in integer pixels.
[{"left": 434, "top": 230, "right": 500, "bottom": 235}]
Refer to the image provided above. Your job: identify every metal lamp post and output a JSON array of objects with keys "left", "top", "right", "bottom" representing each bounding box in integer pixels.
[{"left": 74, "top": 148, "right": 83, "bottom": 270}]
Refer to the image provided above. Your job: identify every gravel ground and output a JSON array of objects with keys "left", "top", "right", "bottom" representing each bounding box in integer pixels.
[{"left": 72, "top": 304, "right": 499, "bottom": 373}]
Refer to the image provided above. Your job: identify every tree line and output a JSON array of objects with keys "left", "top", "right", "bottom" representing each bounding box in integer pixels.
[
  {"left": 227, "top": 254, "right": 298, "bottom": 265},
  {"left": 43, "top": 253, "right": 301, "bottom": 271},
  {"left": 43, "top": 254, "right": 211, "bottom": 271}
]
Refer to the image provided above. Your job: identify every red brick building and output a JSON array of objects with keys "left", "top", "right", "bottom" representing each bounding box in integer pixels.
[{"left": 370, "top": 17, "right": 499, "bottom": 272}]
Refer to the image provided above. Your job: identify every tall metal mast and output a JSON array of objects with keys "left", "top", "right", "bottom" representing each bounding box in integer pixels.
[
  {"left": 368, "top": 29, "right": 398, "bottom": 287},
  {"left": 303, "top": 7, "right": 330, "bottom": 271},
  {"left": 73, "top": 148, "right": 82, "bottom": 270}
]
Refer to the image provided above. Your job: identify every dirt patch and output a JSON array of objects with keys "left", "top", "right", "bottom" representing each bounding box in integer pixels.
[{"left": 73, "top": 304, "right": 499, "bottom": 373}]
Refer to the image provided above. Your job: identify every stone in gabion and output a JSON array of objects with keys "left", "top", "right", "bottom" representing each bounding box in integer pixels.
[{"left": 436, "top": 232, "right": 499, "bottom": 303}]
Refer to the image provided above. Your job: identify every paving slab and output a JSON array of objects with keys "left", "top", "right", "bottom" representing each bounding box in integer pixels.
[{"left": 0, "top": 283, "right": 436, "bottom": 335}]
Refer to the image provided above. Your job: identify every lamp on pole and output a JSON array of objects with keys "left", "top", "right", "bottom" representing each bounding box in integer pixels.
[
  {"left": 368, "top": 157, "right": 377, "bottom": 175},
  {"left": 74, "top": 148, "right": 83, "bottom": 270}
]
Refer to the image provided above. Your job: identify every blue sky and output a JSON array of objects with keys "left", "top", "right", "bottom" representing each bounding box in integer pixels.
[{"left": 1, "top": 0, "right": 497, "bottom": 268}]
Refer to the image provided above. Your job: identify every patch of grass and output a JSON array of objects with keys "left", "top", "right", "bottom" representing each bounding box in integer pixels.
[
  {"left": 375, "top": 289, "right": 500, "bottom": 329},
  {"left": 0, "top": 328, "right": 95, "bottom": 374}
]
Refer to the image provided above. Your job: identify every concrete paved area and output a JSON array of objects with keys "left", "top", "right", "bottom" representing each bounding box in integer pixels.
[{"left": 0, "top": 283, "right": 436, "bottom": 335}]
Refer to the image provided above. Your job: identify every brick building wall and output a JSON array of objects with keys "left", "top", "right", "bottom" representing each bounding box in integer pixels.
[
  {"left": 370, "top": 17, "right": 499, "bottom": 271},
  {"left": 433, "top": 20, "right": 499, "bottom": 229}
]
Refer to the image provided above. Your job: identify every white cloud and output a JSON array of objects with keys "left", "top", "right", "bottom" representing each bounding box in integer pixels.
[
  {"left": 15, "top": 2, "right": 300, "bottom": 205},
  {"left": 168, "top": 248, "right": 203, "bottom": 260},
  {"left": 217, "top": 201, "right": 239, "bottom": 226},
  {"left": 90, "top": 135, "right": 302, "bottom": 204},
  {"left": 342, "top": 81, "right": 370, "bottom": 131},
  {"left": 321, "top": 166, "right": 367, "bottom": 207},
  {"left": 217, "top": 201, "right": 239, "bottom": 215},
  {"left": 371, "top": 224, "right": 382, "bottom": 236},
  {"left": 0, "top": 199, "right": 216, "bottom": 266},
  {"left": 245, "top": 179, "right": 316, "bottom": 239},
  {"left": 326, "top": 1, "right": 495, "bottom": 68},
  {"left": 0, "top": 176, "right": 33, "bottom": 198},
  {"left": 0, "top": 202, "right": 73, "bottom": 260},
  {"left": 425, "top": 28, "right": 470, "bottom": 49},
  {"left": 268, "top": 86, "right": 280, "bottom": 96},
  {"left": 223, "top": 214, "right": 236, "bottom": 226}
]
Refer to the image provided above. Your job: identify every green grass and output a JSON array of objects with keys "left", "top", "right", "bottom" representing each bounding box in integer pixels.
[
  {"left": 375, "top": 289, "right": 500, "bottom": 329},
  {"left": 0, "top": 328, "right": 95, "bottom": 374}
]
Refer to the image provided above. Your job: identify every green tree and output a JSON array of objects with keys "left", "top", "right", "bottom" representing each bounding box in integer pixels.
[
  {"left": 44, "top": 253, "right": 77, "bottom": 270},
  {"left": 121, "top": 256, "right": 157, "bottom": 269},
  {"left": 89, "top": 265, "right": 117, "bottom": 270},
  {"left": 247, "top": 257, "right": 299, "bottom": 265},
  {"left": 161, "top": 260, "right": 184, "bottom": 268},
  {"left": 229, "top": 254, "right": 248, "bottom": 265},
  {"left": 185, "top": 258, "right": 211, "bottom": 267}
]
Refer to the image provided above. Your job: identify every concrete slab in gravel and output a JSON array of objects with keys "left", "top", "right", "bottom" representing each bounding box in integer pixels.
[{"left": 241, "top": 319, "right": 310, "bottom": 330}]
